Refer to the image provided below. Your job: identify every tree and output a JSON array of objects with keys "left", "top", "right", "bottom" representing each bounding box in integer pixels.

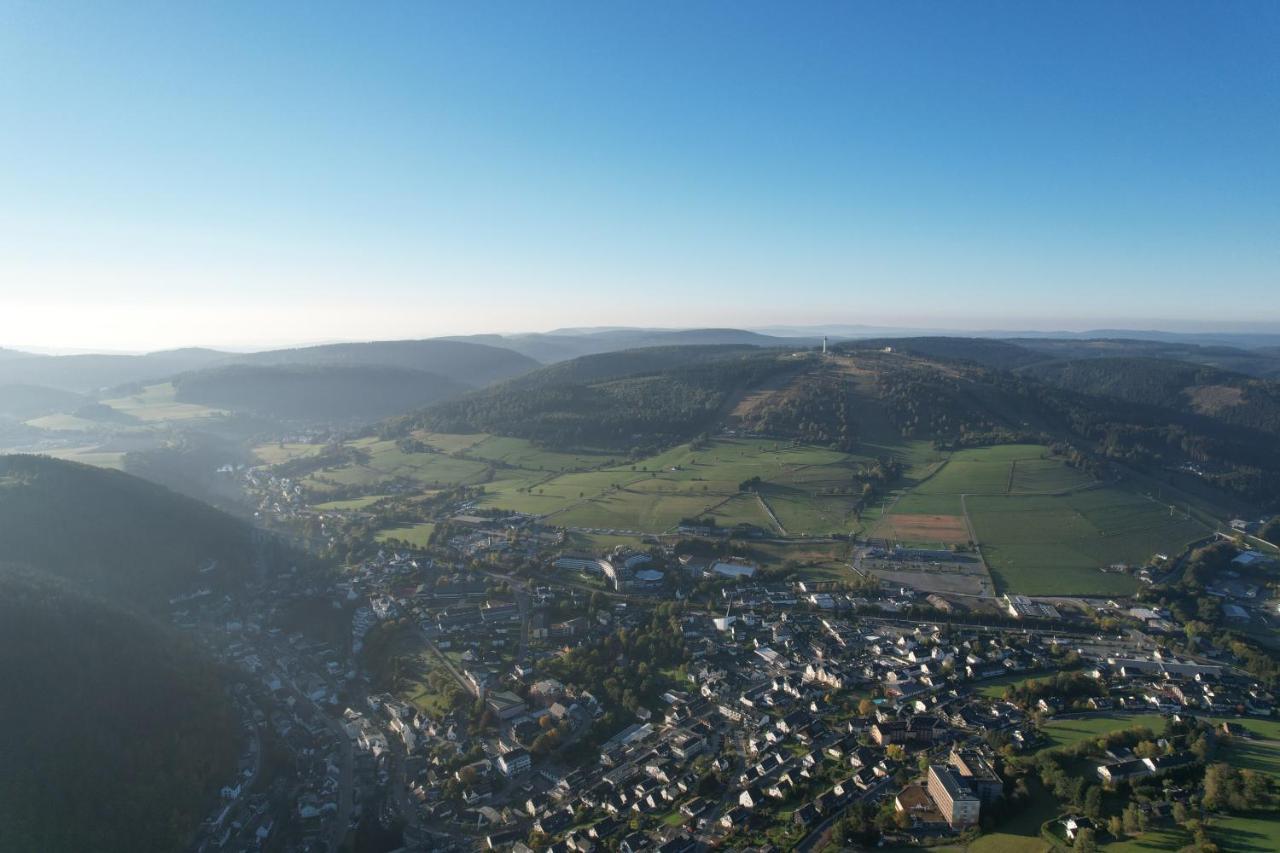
[
  {"left": 1084, "top": 785, "right": 1103, "bottom": 821},
  {"left": 1074, "top": 827, "right": 1097, "bottom": 853},
  {"left": 1259, "top": 516, "right": 1280, "bottom": 547},
  {"left": 1173, "top": 801, "right": 1189, "bottom": 824},
  {"left": 1108, "top": 816, "right": 1124, "bottom": 838},
  {"left": 857, "top": 698, "right": 877, "bottom": 717}
]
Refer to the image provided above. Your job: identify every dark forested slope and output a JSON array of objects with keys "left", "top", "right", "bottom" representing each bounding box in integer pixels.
[
  {"left": 232, "top": 338, "right": 538, "bottom": 387},
  {"left": 391, "top": 348, "right": 799, "bottom": 452},
  {"left": 174, "top": 363, "right": 468, "bottom": 422},
  {"left": 0, "top": 565, "right": 236, "bottom": 853}
]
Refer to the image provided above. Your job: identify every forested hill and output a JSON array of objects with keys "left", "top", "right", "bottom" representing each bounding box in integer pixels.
[
  {"left": 174, "top": 363, "right": 468, "bottom": 422},
  {"left": 389, "top": 348, "right": 801, "bottom": 452},
  {"left": 0, "top": 454, "right": 292, "bottom": 607},
  {"left": 0, "top": 457, "right": 289, "bottom": 851},
  {"left": 232, "top": 337, "right": 538, "bottom": 387},
  {"left": 1023, "top": 357, "right": 1280, "bottom": 435},
  {"left": 0, "top": 565, "right": 236, "bottom": 853},
  {"left": 501, "top": 344, "right": 764, "bottom": 388},
  {"left": 392, "top": 342, "right": 1280, "bottom": 508}
]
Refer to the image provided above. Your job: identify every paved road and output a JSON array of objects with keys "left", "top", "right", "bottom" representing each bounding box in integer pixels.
[
  {"left": 279, "top": 671, "right": 354, "bottom": 852},
  {"left": 794, "top": 777, "right": 893, "bottom": 853}
]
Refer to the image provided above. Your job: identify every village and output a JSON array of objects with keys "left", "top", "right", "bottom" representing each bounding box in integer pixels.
[{"left": 173, "top": 499, "right": 1280, "bottom": 853}]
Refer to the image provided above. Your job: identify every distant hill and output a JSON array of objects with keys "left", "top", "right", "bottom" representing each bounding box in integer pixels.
[
  {"left": 0, "top": 340, "right": 537, "bottom": 395},
  {"left": 0, "top": 454, "right": 283, "bottom": 606},
  {"left": 444, "top": 328, "right": 816, "bottom": 363},
  {"left": 174, "top": 363, "right": 468, "bottom": 422},
  {"left": 393, "top": 342, "right": 1280, "bottom": 509},
  {"left": 0, "top": 565, "right": 236, "bottom": 853},
  {"left": 1023, "top": 357, "right": 1280, "bottom": 436},
  {"left": 841, "top": 337, "right": 1046, "bottom": 370},
  {"left": 393, "top": 347, "right": 798, "bottom": 452},
  {"left": 507, "top": 344, "right": 764, "bottom": 387},
  {"left": 0, "top": 456, "right": 296, "bottom": 852},
  {"left": 1010, "top": 338, "right": 1280, "bottom": 377},
  {"left": 0, "top": 383, "right": 90, "bottom": 419},
  {"left": 232, "top": 338, "right": 538, "bottom": 386},
  {"left": 0, "top": 347, "right": 229, "bottom": 393}
]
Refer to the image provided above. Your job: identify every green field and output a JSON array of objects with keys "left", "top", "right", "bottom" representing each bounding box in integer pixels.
[
  {"left": 1211, "top": 814, "right": 1280, "bottom": 853},
  {"left": 285, "top": 434, "right": 1213, "bottom": 587},
  {"left": 281, "top": 434, "right": 875, "bottom": 561},
  {"left": 305, "top": 437, "right": 495, "bottom": 492},
  {"left": 1102, "top": 827, "right": 1192, "bottom": 852},
  {"left": 314, "top": 494, "right": 391, "bottom": 511},
  {"left": 24, "top": 413, "right": 116, "bottom": 431},
  {"left": 874, "top": 444, "right": 1210, "bottom": 595},
  {"left": 969, "top": 488, "right": 1208, "bottom": 595},
  {"left": 1037, "top": 714, "right": 1168, "bottom": 753},
  {"left": 253, "top": 442, "right": 328, "bottom": 465},
  {"left": 101, "top": 382, "right": 224, "bottom": 422},
  {"left": 40, "top": 446, "right": 127, "bottom": 469},
  {"left": 966, "top": 776, "right": 1059, "bottom": 853},
  {"left": 375, "top": 522, "right": 436, "bottom": 547}
]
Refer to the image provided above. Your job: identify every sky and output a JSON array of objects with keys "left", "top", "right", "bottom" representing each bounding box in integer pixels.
[{"left": 1, "top": 1, "right": 1277, "bottom": 350}]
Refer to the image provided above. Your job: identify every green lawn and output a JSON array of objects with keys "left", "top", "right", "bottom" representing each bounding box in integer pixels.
[
  {"left": 1037, "top": 714, "right": 1167, "bottom": 753},
  {"left": 375, "top": 522, "right": 435, "bottom": 547},
  {"left": 968, "top": 775, "right": 1059, "bottom": 853},
  {"left": 1211, "top": 814, "right": 1280, "bottom": 853},
  {"left": 1102, "top": 827, "right": 1192, "bottom": 852}
]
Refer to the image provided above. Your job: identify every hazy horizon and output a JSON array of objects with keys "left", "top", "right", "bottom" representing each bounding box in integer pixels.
[{"left": 3, "top": 3, "right": 1278, "bottom": 351}]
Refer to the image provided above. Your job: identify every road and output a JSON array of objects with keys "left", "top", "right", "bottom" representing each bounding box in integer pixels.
[
  {"left": 794, "top": 777, "right": 893, "bottom": 853},
  {"left": 279, "top": 670, "right": 354, "bottom": 852}
]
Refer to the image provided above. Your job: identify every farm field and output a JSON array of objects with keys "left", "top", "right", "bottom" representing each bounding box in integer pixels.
[
  {"left": 25, "top": 413, "right": 120, "bottom": 431},
  {"left": 969, "top": 488, "right": 1208, "bottom": 595},
  {"left": 462, "top": 435, "right": 616, "bottom": 472},
  {"left": 279, "top": 431, "right": 1216, "bottom": 588},
  {"left": 304, "top": 437, "right": 495, "bottom": 492},
  {"left": 101, "top": 382, "right": 224, "bottom": 422},
  {"left": 40, "top": 446, "right": 127, "bottom": 469},
  {"left": 253, "top": 442, "right": 328, "bottom": 465},
  {"left": 869, "top": 444, "right": 1211, "bottom": 593},
  {"left": 869, "top": 443, "right": 1211, "bottom": 595}
]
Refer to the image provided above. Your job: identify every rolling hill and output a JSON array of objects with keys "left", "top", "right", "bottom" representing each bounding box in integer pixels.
[
  {"left": 173, "top": 363, "right": 469, "bottom": 422},
  {"left": 444, "top": 327, "right": 818, "bottom": 363},
  {"left": 0, "top": 454, "right": 287, "bottom": 606},
  {"left": 390, "top": 342, "right": 1280, "bottom": 510},
  {"left": 232, "top": 338, "right": 538, "bottom": 386},
  {"left": 0, "top": 456, "right": 299, "bottom": 852},
  {"left": 1024, "top": 357, "right": 1280, "bottom": 435},
  {"left": 0, "top": 565, "right": 236, "bottom": 853},
  {"left": 0, "top": 347, "right": 229, "bottom": 393},
  {"left": 391, "top": 346, "right": 798, "bottom": 452},
  {"left": 0, "top": 383, "right": 90, "bottom": 419}
]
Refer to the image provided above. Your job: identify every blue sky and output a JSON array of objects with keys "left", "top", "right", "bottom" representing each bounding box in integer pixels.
[{"left": 1, "top": 1, "right": 1277, "bottom": 349}]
